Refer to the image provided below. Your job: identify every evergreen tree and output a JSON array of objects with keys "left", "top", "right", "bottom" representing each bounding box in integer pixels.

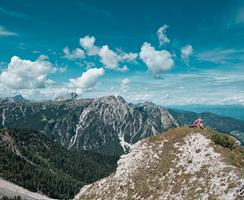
[{"left": 0, "top": 128, "right": 118, "bottom": 199}]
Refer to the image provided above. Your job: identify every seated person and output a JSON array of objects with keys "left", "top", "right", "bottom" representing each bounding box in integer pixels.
[{"left": 191, "top": 118, "right": 204, "bottom": 128}]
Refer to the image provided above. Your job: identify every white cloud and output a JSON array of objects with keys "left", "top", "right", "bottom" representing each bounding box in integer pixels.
[
  {"left": 0, "top": 26, "right": 17, "bottom": 36},
  {"left": 45, "top": 79, "right": 56, "bottom": 85},
  {"left": 116, "top": 65, "right": 128, "bottom": 72},
  {"left": 119, "top": 52, "right": 138, "bottom": 62},
  {"left": 38, "top": 54, "right": 49, "bottom": 61},
  {"left": 139, "top": 42, "right": 174, "bottom": 74},
  {"left": 181, "top": 45, "right": 193, "bottom": 63},
  {"left": 98, "top": 46, "right": 137, "bottom": 71},
  {"left": 196, "top": 48, "right": 244, "bottom": 64},
  {"left": 121, "top": 78, "right": 130, "bottom": 86},
  {"left": 99, "top": 45, "right": 118, "bottom": 70},
  {"left": 0, "top": 56, "right": 54, "bottom": 89},
  {"left": 78, "top": 35, "right": 137, "bottom": 71},
  {"left": 157, "top": 25, "right": 170, "bottom": 46},
  {"left": 79, "top": 35, "right": 99, "bottom": 56},
  {"left": 63, "top": 47, "right": 85, "bottom": 60},
  {"left": 37, "top": 54, "right": 66, "bottom": 73},
  {"left": 82, "top": 61, "right": 96, "bottom": 69},
  {"left": 68, "top": 67, "right": 105, "bottom": 89},
  {"left": 98, "top": 45, "right": 130, "bottom": 71},
  {"left": 54, "top": 66, "right": 66, "bottom": 73},
  {"left": 120, "top": 78, "right": 130, "bottom": 92},
  {"left": 80, "top": 35, "right": 95, "bottom": 49}
]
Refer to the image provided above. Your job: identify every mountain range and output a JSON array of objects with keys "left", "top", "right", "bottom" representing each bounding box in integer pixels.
[
  {"left": 170, "top": 104, "right": 244, "bottom": 121},
  {"left": 0, "top": 95, "right": 243, "bottom": 155}
]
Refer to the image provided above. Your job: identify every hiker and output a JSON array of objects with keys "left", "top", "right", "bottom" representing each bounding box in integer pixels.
[{"left": 191, "top": 118, "right": 204, "bottom": 128}]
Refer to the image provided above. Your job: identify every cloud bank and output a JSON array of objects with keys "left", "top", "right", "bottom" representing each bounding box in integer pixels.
[{"left": 0, "top": 56, "right": 55, "bottom": 89}]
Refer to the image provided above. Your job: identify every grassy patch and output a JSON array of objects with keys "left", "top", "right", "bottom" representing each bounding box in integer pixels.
[{"left": 211, "top": 134, "right": 235, "bottom": 150}]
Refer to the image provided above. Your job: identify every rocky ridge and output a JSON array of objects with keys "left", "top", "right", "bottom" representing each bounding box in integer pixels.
[{"left": 74, "top": 127, "right": 244, "bottom": 200}]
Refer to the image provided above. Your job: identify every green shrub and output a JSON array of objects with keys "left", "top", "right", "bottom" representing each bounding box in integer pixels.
[{"left": 211, "top": 134, "right": 235, "bottom": 150}]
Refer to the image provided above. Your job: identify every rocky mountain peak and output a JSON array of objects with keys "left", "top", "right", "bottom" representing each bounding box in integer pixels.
[
  {"left": 0, "top": 95, "right": 28, "bottom": 104},
  {"left": 74, "top": 127, "right": 244, "bottom": 200},
  {"left": 12, "top": 95, "right": 26, "bottom": 101},
  {"left": 92, "top": 95, "right": 126, "bottom": 105},
  {"left": 55, "top": 92, "right": 78, "bottom": 101},
  {"left": 134, "top": 101, "right": 163, "bottom": 112}
]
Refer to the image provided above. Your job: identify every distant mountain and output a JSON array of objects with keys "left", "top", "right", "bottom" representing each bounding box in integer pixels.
[
  {"left": 0, "top": 95, "right": 243, "bottom": 155},
  {"left": 0, "top": 128, "right": 118, "bottom": 199},
  {"left": 55, "top": 92, "right": 78, "bottom": 101},
  {"left": 169, "top": 109, "right": 244, "bottom": 145},
  {"left": 170, "top": 104, "right": 244, "bottom": 121},
  {"left": 0, "top": 95, "right": 28, "bottom": 104},
  {"left": 74, "top": 127, "right": 244, "bottom": 200}
]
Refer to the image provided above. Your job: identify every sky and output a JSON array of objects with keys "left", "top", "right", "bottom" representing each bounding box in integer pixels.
[{"left": 0, "top": 0, "right": 244, "bottom": 105}]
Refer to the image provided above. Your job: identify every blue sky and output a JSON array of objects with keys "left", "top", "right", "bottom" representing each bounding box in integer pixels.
[{"left": 0, "top": 0, "right": 244, "bottom": 105}]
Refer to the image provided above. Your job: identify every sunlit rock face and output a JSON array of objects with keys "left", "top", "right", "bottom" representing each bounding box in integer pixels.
[{"left": 0, "top": 95, "right": 178, "bottom": 155}]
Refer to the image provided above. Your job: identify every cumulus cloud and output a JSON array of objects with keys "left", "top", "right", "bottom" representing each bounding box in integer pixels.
[
  {"left": 68, "top": 67, "right": 105, "bottom": 89},
  {"left": 78, "top": 35, "right": 137, "bottom": 71},
  {"left": 99, "top": 45, "right": 118, "bottom": 70},
  {"left": 139, "top": 42, "right": 174, "bottom": 74},
  {"left": 80, "top": 35, "right": 95, "bottom": 49},
  {"left": 63, "top": 47, "right": 85, "bottom": 60},
  {"left": 99, "top": 45, "right": 139, "bottom": 71},
  {"left": 97, "top": 45, "right": 128, "bottom": 71},
  {"left": 0, "top": 56, "right": 55, "bottom": 89},
  {"left": 0, "top": 26, "right": 18, "bottom": 36},
  {"left": 79, "top": 35, "right": 99, "bottom": 56},
  {"left": 181, "top": 45, "right": 193, "bottom": 63},
  {"left": 157, "top": 25, "right": 170, "bottom": 46}
]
